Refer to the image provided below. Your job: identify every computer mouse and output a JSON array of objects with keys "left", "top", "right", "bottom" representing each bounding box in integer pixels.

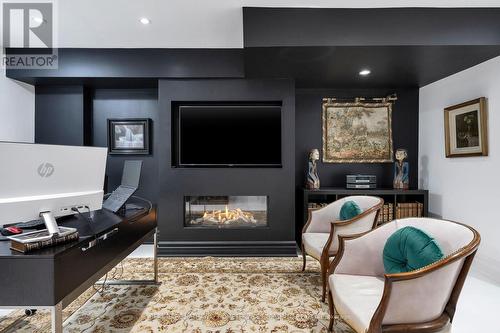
[
  {"left": 7, "top": 227, "right": 23, "bottom": 234},
  {"left": 0, "top": 228, "right": 12, "bottom": 236},
  {"left": 0, "top": 227, "right": 23, "bottom": 236}
]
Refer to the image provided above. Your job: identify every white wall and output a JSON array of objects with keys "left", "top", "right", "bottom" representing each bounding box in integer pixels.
[
  {"left": 0, "top": 69, "right": 34, "bottom": 143},
  {"left": 419, "top": 56, "right": 500, "bottom": 284}
]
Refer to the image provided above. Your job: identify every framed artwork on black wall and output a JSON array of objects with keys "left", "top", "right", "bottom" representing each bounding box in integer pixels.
[
  {"left": 322, "top": 97, "right": 395, "bottom": 163},
  {"left": 108, "top": 118, "right": 151, "bottom": 155}
]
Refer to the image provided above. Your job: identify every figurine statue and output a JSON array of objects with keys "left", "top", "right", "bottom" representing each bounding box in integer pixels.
[
  {"left": 393, "top": 149, "right": 409, "bottom": 190},
  {"left": 306, "top": 149, "right": 320, "bottom": 190}
]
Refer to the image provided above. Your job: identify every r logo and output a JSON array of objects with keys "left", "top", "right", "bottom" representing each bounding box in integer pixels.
[
  {"left": 2, "top": 2, "right": 53, "bottom": 48},
  {"left": 1, "top": 1, "right": 57, "bottom": 70},
  {"left": 37, "top": 162, "right": 55, "bottom": 178}
]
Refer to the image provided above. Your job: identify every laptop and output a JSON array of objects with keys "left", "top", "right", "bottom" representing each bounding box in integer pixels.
[{"left": 103, "top": 160, "right": 142, "bottom": 213}]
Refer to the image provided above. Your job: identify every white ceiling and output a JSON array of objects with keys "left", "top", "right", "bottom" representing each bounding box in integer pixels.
[{"left": 54, "top": 0, "right": 500, "bottom": 48}]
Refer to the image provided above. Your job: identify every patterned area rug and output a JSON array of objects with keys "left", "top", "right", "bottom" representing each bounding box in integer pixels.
[{"left": 0, "top": 257, "right": 354, "bottom": 332}]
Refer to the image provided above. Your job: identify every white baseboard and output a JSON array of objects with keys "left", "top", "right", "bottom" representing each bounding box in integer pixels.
[{"left": 470, "top": 254, "right": 500, "bottom": 286}]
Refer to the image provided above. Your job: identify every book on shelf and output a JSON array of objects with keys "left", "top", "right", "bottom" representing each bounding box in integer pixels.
[
  {"left": 309, "top": 201, "right": 422, "bottom": 223},
  {"left": 10, "top": 230, "right": 79, "bottom": 253},
  {"left": 308, "top": 202, "right": 329, "bottom": 210},
  {"left": 377, "top": 203, "right": 394, "bottom": 225},
  {"left": 395, "top": 202, "right": 423, "bottom": 219}
]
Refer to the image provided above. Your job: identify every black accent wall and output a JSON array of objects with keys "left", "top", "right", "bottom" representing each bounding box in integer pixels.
[
  {"left": 295, "top": 88, "right": 419, "bottom": 243},
  {"left": 35, "top": 86, "right": 86, "bottom": 146},
  {"left": 158, "top": 79, "right": 296, "bottom": 255},
  {"left": 295, "top": 88, "right": 419, "bottom": 189},
  {"left": 91, "top": 89, "right": 159, "bottom": 202},
  {"left": 27, "top": 6, "right": 500, "bottom": 255},
  {"left": 31, "top": 55, "right": 420, "bottom": 255}
]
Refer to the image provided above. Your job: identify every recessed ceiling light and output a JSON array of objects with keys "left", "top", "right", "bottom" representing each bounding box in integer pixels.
[
  {"left": 139, "top": 17, "right": 151, "bottom": 25},
  {"left": 359, "top": 69, "right": 371, "bottom": 76}
]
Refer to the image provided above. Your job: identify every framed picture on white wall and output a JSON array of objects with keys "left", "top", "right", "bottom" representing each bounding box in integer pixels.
[{"left": 444, "top": 97, "right": 488, "bottom": 158}]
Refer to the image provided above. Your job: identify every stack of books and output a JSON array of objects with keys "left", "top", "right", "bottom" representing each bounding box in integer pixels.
[
  {"left": 377, "top": 203, "right": 394, "bottom": 225},
  {"left": 308, "top": 202, "right": 329, "bottom": 210},
  {"left": 395, "top": 202, "right": 423, "bottom": 219},
  {"left": 9, "top": 227, "right": 79, "bottom": 253}
]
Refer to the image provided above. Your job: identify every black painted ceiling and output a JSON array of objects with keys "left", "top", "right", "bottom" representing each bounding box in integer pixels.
[
  {"left": 7, "top": 8, "right": 500, "bottom": 89},
  {"left": 244, "top": 46, "right": 500, "bottom": 88},
  {"left": 243, "top": 7, "right": 500, "bottom": 88}
]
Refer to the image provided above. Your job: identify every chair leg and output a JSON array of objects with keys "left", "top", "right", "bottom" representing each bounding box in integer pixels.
[
  {"left": 327, "top": 289, "right": 335, "bottom": 332},
  {"left": 301, "top": 244, "right": 306, "bottom": 271},
  {"left": 320, "top": 256, "right": 327, "bottom": 302}
]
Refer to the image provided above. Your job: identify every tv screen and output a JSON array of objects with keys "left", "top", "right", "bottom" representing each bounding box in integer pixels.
[{"left": 176, "top": 104, "right": 282, "bottom": 167}]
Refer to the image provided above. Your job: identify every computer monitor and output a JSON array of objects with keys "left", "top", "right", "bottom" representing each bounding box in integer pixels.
[{"left": 0, "top": 142, "right": 107, "bottom": 234}]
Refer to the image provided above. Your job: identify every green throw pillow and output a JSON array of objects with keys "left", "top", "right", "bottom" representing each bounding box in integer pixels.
[
  {"left": 339, "top": 201, "right": 362, "bottom": 221},
  {"left": 383, "top": 226, "right": 444, "bottom": 274}
]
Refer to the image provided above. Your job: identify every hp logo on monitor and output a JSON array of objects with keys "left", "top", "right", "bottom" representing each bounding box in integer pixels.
[{"left": 38, "top": 163, "right": 55, "bottom": 178}]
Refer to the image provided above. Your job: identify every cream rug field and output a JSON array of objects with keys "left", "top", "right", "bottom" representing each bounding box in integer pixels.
[{"left": 0, "top": 257, "right": 354, "bottom": 332}]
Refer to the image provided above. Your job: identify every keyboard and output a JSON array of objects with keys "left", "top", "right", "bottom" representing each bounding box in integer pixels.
[
  {"left": 103, "top": 186, "right": 137, "bottom": 213},
  {"left": 13, "top": 219, "right": 46, "bottom": 229}
]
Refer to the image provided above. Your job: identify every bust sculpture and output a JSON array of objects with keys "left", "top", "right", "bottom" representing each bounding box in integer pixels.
[
  {"left": 393, "top": 149, "right": 409, "bottom": 190},
  {"left": 305, "top": 149, "right": 320, "bottom": 190}
]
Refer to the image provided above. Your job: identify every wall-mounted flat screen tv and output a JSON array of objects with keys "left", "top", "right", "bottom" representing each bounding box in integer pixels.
[{"left": 174, "top": 103, "right": 282, "bottom": 167}]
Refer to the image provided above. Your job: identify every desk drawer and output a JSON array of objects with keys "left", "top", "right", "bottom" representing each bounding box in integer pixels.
[
  {"left": 53, "top": 212, "right": 156, "bottom": 304},
  {"left": 0, "top": 257, "right": 55, "bottom": 306}
]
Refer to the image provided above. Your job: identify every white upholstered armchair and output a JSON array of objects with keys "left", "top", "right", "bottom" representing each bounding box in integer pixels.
[
  {"left": 301, "top": 196, "right": 383, "bottom": 302},
  {"left": 327, "top": 217, "right": 480, "bottom": 333}
]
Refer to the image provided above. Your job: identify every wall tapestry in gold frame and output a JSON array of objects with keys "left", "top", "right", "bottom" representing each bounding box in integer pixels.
[{"left": 322, "top": 97, "right": 394, "bottom": 163}]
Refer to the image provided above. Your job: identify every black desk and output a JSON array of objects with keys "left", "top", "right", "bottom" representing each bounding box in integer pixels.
[{"left": 0, "top": 201, "right": 158, "bottom": 333}]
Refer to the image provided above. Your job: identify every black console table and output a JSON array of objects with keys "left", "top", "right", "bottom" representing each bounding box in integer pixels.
[
  {"left": 0, "top": 199, "right": 157, "bottom": 333},
  {"left": 301, "top": 187, "right": 429, "bottom": 237}
]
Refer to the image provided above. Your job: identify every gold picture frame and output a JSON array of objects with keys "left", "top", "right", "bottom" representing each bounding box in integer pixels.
[
  {"left": 444, "top": 97, "right": 488, "bottom": 158},
  {"left": 322, "top": 99, "right": 393, "bottom": 163}
]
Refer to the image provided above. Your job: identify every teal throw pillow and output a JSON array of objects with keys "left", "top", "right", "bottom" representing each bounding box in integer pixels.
[
  {"left": 339, "top": 201, "right": 362, "bottom": 221},
  {"left": 383, "top": 226, "right": 444, "bottom": 274}
]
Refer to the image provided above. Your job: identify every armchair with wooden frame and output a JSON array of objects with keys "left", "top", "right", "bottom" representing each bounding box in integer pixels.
[
  {"left": 301, "top": 196, "right": 384, "bottom": 302},
  {"left": 326, "top": 217, "right": 480, "bottom": 333}
]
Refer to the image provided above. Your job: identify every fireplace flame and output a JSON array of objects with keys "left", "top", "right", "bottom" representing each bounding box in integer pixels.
[{"left": 201, "top": 205, "right": 257, "bottom": 224}]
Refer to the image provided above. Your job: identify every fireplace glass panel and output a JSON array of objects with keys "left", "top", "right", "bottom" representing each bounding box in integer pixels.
[{"left": 184, "top": 196, "right": 268, "bottom": 228}]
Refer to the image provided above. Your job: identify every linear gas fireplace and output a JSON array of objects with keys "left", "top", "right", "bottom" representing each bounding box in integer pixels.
[{"left": 184, "top": 196, "right": 268, "bottom": 228}]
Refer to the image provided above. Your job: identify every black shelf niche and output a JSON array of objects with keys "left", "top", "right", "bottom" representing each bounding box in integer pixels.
[{"left": 300, "top": 187, "right": 429, "bottom": 244}]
